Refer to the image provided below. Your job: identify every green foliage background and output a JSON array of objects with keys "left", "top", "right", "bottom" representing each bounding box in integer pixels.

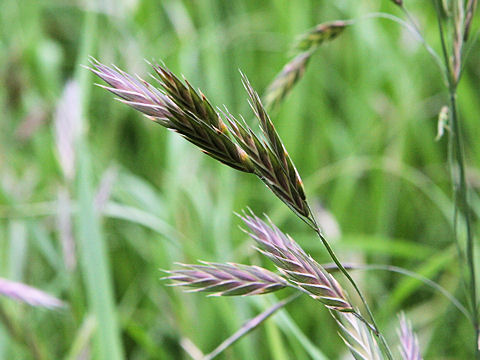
[{"left": 1, "top": 0, "right": 479, "bottom": 358}]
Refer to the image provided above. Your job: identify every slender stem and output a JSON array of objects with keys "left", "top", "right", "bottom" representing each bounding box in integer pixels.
[
  {"left": 449, "top": 91, "right": 479, "bottom": 357},
  {"left": 399, "top": 7, "right": 449, "bottom": 85},
  {"left": 313, "top": 226, "right": 393, "bottom": 360},
  {"left": 304, "top": 205, "right": 394, "bottom": 360},
  {"left": 354, "top": 12, "right": 446, "bottom": 77},
  {"left": 203, "top": 293, "right": 300, "bottom": 360},
  {"left": 432, "top": 0, "right": 479, "bottom": 356},
  {"left": 433, "top": 0, "right": 453, "bottom": 80}
]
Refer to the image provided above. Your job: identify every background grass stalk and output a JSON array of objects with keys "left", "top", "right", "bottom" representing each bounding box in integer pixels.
[
  {"left": 73, "top": 2, "right": 124, "bottom": 359},
  {"left": 449, "top": 90, "right": 478, "bottom": 355},
  {"left": 433, "top": 0, "right": 479, "bottom": 355},
  {"left": 308, "top": 213, "right": 394, "bottom": 360}
]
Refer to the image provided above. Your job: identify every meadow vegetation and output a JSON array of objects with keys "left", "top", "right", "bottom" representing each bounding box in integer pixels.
[{"left": 1, "top": 0, "right": 480, "bottom": 359}]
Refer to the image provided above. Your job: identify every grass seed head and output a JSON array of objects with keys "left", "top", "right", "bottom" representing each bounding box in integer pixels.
[{"left": 90, "top": 59, "right": 311, "bottom": 217}]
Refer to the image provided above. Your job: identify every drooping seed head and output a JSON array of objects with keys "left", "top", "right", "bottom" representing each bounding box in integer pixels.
[{"left": 89, "top": 59, "right": 311, "bottom": 218}]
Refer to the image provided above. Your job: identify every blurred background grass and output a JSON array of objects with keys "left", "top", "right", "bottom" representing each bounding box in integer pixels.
[{"left": 1, "top": 0, "right": 480, "bottom": 359}]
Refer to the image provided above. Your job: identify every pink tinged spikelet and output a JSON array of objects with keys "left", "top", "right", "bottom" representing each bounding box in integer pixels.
[
  {"left": 398, "top": 313, "right": 422, "bottom": 360},
  {"left": 0, "top": 278, "right": 65, "bottom": 309},
  {"left": 163, "top": 262, "right": 288, "bottom": 296},
  {"left": 241, "top": 212, "right": 352, "bottom": 312},
  {"left": 336, "top": 312, "right": 383, "bottom": 360}
]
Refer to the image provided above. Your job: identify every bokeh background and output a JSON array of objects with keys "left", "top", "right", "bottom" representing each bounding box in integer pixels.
[{"left": 1, "top": 0, "right": 480, "bottom": 359}]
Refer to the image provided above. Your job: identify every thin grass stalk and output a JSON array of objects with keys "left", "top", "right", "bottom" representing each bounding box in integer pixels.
[
  {"left": 433, "top": 0, "right": 479, "bottom": 356},
  {"left": 203, "top": 294, "right": 300, "bottom": 360},
  {"left": 306, "top": 209, "right": 394, "bottom": 360},
  {"left": 449, "top": 91, "right": 478, "bottom": 353}
]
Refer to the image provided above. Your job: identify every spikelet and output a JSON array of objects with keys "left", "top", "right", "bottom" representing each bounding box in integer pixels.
[
  {"left": 163, "top": 262, "right": 288, "bottom": 296},
  {"left": 265, "top": 20, "right": 349, "bottom": 111},
  {"left": 397, "top": 313, "right": 422, "bottom": 360},
  {"left": 336, "top": 312, "right": 384, "bottom": 360},
  {"left": 241, "top": 212, "right": 352, "bottom": 312},
  {"left": 264, "top": 52, "right": 311, "bottom": 110}
]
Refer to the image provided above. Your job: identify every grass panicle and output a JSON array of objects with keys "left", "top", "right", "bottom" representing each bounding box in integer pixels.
[
  {"left": 241, "top": 212, "right": 353, "bottom": 312},
  {"left": 163, "top": 262, "right": 288, "bottom": 296},
  {"left": 336, "top": 312, "right": 384, "bottom": 360},
  {"left": 397, "top": 313, "right": 422, "bottom": 360}
]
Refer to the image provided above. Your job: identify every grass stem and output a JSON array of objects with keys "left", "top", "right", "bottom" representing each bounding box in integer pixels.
[
  {"left": 432, "top": 0, "right": 479, "bottom": 356},
  {"left": 306, "top": 207, "right": 394, "bottom": 360}
]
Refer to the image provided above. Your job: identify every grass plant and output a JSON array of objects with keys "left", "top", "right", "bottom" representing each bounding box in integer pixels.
[{"left": 1, "top": 0, "right": 479, "bottom": 358}]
